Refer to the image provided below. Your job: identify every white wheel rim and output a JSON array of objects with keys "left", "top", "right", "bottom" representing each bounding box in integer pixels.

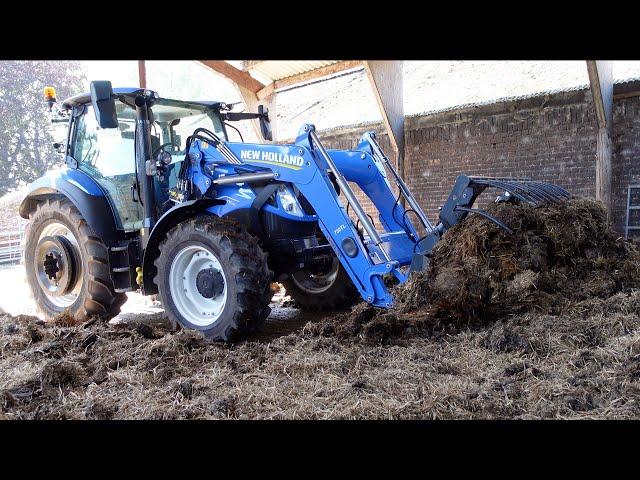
[
  {"left": 169, "top": 245, "right": 227, "bottom": 327},
  {"left": 35, "top": 222, "right": 83, "bottom": 308},
  {"left": 291, "top": 257, "right": 340, "bottom": 294}
]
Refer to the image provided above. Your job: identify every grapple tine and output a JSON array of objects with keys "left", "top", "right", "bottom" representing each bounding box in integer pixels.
[
  {"left": 472, "top": 178, "right": 542, "bottom": 204},
  {"left": 503, "top": 180, "right": 548, "bottom": 203},
  {"left": 518, "top": 181, "right": 557, "bottom": 203},
  {"left": 527, "top": 181, "right": 566, "bottom": 202},
  {"left": 540, "top": 182, "right": 571, "bottom": 200},
  {"left": 467, "top": 176, "right": 570, "bottom": 206},
  {"left": 527, "top": 181, "right": 570, "bottom": 202},
  {"left": 469, "top": 178, "right": 534, "bottom": 204}
]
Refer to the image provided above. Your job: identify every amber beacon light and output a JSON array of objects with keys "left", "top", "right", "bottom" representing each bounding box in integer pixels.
[{"left": 44, "top": 86, "right": 57, "bottom": 111}]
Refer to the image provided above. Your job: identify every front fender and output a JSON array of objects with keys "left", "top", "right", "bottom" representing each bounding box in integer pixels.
[{"left": 19, "top": 167, "right": 123, "bottom": 245}]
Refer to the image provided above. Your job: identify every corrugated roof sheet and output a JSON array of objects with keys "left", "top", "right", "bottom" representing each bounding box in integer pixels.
[
  {"left": 189, "top": 61, "right": 640, "bottom": 141},
  {"left": 246, "top": 61, "right": 339, "bottom": 84}
]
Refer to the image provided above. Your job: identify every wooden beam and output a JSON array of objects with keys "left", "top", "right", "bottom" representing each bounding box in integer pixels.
[
  {"left": 199, "top": 60, "right": 265, "bottom": 93},
  {"left": 586, "top": 60, "right": 614, "bottom": 219},
  {"left": 587, "top": 61, "right": 614, "bottom": 131},
  {"left": 256, "top": 81, "right": 276, "bottom": 101},
  {"left": 138, "top": 60, "right": 147, "bottom": 89},
  {"left": 363, "top": 61, "right": 405, "bottom": 178},
  {"left": 614, "top": 91, "right": 640, "bottom": 100}
]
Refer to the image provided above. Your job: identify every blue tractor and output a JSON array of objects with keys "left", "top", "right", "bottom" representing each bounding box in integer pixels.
[{"left": 21, "top": 81, "right": 569, "bottom": 341}]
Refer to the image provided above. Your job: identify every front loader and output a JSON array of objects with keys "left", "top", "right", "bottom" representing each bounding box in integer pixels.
[{"left": 20, "top": 81, "right": 569, "bottom": 341}]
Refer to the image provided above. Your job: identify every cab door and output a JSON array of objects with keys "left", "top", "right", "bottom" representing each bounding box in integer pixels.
[{"left": 72, "top": 100, "right": 143, "bottom": 231}]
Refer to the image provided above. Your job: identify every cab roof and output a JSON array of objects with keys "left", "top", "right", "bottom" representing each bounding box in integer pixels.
[{"left": 61, "top": 87, "right": 223, "bottom": 111}]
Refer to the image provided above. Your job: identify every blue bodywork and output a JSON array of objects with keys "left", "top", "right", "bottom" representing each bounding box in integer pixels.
[
  {"left": 22, "top": 85, "right": 425, "bottom": 308},
  {"left": 183, "top": 125, "right": 421, "bottom": 308},
  {"left": 19, "top": 166, "right": 124, "bottom": 245}
]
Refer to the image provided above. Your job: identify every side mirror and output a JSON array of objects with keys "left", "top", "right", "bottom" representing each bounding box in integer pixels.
[
  {"left": 258, "top": 105, "right": 273, "bottom": 141},
  {"left": 90, "top": 81, "right": 118, "bottom": 129}
]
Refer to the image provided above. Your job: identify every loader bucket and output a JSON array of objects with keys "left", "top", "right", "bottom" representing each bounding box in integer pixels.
[
  {"left": 438, "top": 175, "right": 571, "bottom": 231},
  {"left": 465, "top": 176, "right": 571, "bottom": 205},
  {"left": 410, "top": 175, "right": 571, "bottom": 272}
]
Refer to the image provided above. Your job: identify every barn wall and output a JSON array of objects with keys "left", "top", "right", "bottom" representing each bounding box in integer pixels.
[{"left": 313, "top": 82, "right": 640, "bottom": 234}]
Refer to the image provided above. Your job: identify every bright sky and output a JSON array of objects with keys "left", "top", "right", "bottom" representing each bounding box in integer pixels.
[
  {"left": 83, "top": 61, "right": 139, "bottom": 88},
  {"left": 82, "top": 61, "right": 241, "bottom": 102}
]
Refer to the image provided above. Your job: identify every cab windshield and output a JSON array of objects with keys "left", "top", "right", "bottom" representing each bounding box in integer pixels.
[
  {"left": 150, "top": 99, "right": 226, "bottom": 163},
  {"left": 113, "top": 98, "right": 226, "bottom": 164},
  {"left": 72, "top": 97, "right": 226, "bottom": 231}
]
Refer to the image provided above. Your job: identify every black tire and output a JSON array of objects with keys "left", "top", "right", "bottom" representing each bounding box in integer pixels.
[
  {"left": 281, "top": 259, "right": 360, "bottom": 311},
  {"left": 24, "top": 197, "right": 127, "bottom": 322},
  {"left": 154, "top": 216, "right": 273, "bottom": 341}
]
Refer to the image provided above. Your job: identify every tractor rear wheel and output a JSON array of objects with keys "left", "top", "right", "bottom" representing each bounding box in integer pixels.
[
  {"left": 24, "top": 197, "right": 127, "bottom": 322},
  {"left": 155, "top": 216, "right": 273, "bottom": 341},
  {"left": 282, "top": 257, "right": 360, "bottom": 311}
]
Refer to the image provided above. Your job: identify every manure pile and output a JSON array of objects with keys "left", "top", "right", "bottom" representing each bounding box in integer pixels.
[
  {"left": 400, "top": 198, "right": 640, "bottom": 320},
  {"left": 310, "top": 198, "right": 640, "bottom": 343}
]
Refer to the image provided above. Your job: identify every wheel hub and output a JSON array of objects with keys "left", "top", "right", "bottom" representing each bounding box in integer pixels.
[
  {"left": 169, "top": 246, "right": 228, "bottom": 327},
  {"left": 43, "top": 252, "right": 61, "bottom": 280},
  {"left": 35, "top": 235, "right": 77, "bottom": 297},
  {"left": 291, "top": 256, "right": 340, "bottom": 294},
  {"left": 196, "top": 267, "right": 225, "bottom": 299}
]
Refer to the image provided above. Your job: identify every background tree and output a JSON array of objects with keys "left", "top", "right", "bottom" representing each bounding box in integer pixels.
[{"left": 0, "top": 61, "right": 86, "bottom": 196}]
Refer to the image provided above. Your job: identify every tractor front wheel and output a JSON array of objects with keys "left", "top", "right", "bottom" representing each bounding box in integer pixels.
[{"left": 155, "top": 216, "right": 273, "bottom": 341}]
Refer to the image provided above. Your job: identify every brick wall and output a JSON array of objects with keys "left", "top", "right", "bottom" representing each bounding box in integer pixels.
[
  {"left": 314, "top": 82, "right": 640, "bottom": 234},
  {"left": 612, "top": 95, "right": 640, "bottom": 234}
]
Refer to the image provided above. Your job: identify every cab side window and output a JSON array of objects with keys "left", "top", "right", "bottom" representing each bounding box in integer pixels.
[
  {"left": 73, "top": 102, "right": 136, "bottom": 177},
  {"left": 73, "top": 101, "right": 142, "bottom": 231}
]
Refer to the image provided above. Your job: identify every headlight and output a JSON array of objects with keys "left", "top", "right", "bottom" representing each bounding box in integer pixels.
[{"left": 277, "top": 185, "right": 305, "bottom": 217}]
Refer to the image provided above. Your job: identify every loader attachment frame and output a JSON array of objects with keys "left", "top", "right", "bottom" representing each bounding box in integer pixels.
[{"left": 179, "top": 124, "right": 425, "bottom": 307}]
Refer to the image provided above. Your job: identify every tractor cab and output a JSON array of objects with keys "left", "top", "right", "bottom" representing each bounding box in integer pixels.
[{"left": 58, "top": 88, "right": 229, "bottom": 232}]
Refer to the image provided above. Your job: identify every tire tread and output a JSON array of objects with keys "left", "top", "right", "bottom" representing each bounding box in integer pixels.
[
  {"left": 154, "top": 215, "right": 273, "bottom": 341},
  {"left": 24, "top": 197, "right": 126, "bottom": 322}
]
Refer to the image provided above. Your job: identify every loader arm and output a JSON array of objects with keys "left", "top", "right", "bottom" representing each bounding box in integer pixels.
[
  {"left": 181, "top": 124, "right": 422, "bottom": 307},
  {"left": 180, "top": 124, "right": 569, "bottom": 309}
]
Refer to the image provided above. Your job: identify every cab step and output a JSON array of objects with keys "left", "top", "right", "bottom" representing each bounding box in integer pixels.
[{"left": 108, "top": 240, "right": 141, "bottom": 293}]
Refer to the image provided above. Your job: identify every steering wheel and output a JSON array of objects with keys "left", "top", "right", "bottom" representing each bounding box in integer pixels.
[{"left": 152, "top": 141, "right": 182, "bottom": 160}]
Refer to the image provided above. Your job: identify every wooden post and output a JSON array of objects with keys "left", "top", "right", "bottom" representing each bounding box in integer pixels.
[
  {"left": 198, "top": 60, "right": 273, "bottom": 143},
  {"left": 586, "top": 60, "right": 614, "bottom": 220},
  {"left": 363, "top": 61, "right": 405, "bottom": 179},
  {"left": 236, "top": 84, "right": 276, "bottom": 143},
  {"left": 138, "top": 60, "right": 147, "bottom": 89}
]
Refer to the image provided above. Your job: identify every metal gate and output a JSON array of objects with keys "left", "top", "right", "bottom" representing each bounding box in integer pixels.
[{"left": 0, "top": 226, "right": 25, "bottom": 266}]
